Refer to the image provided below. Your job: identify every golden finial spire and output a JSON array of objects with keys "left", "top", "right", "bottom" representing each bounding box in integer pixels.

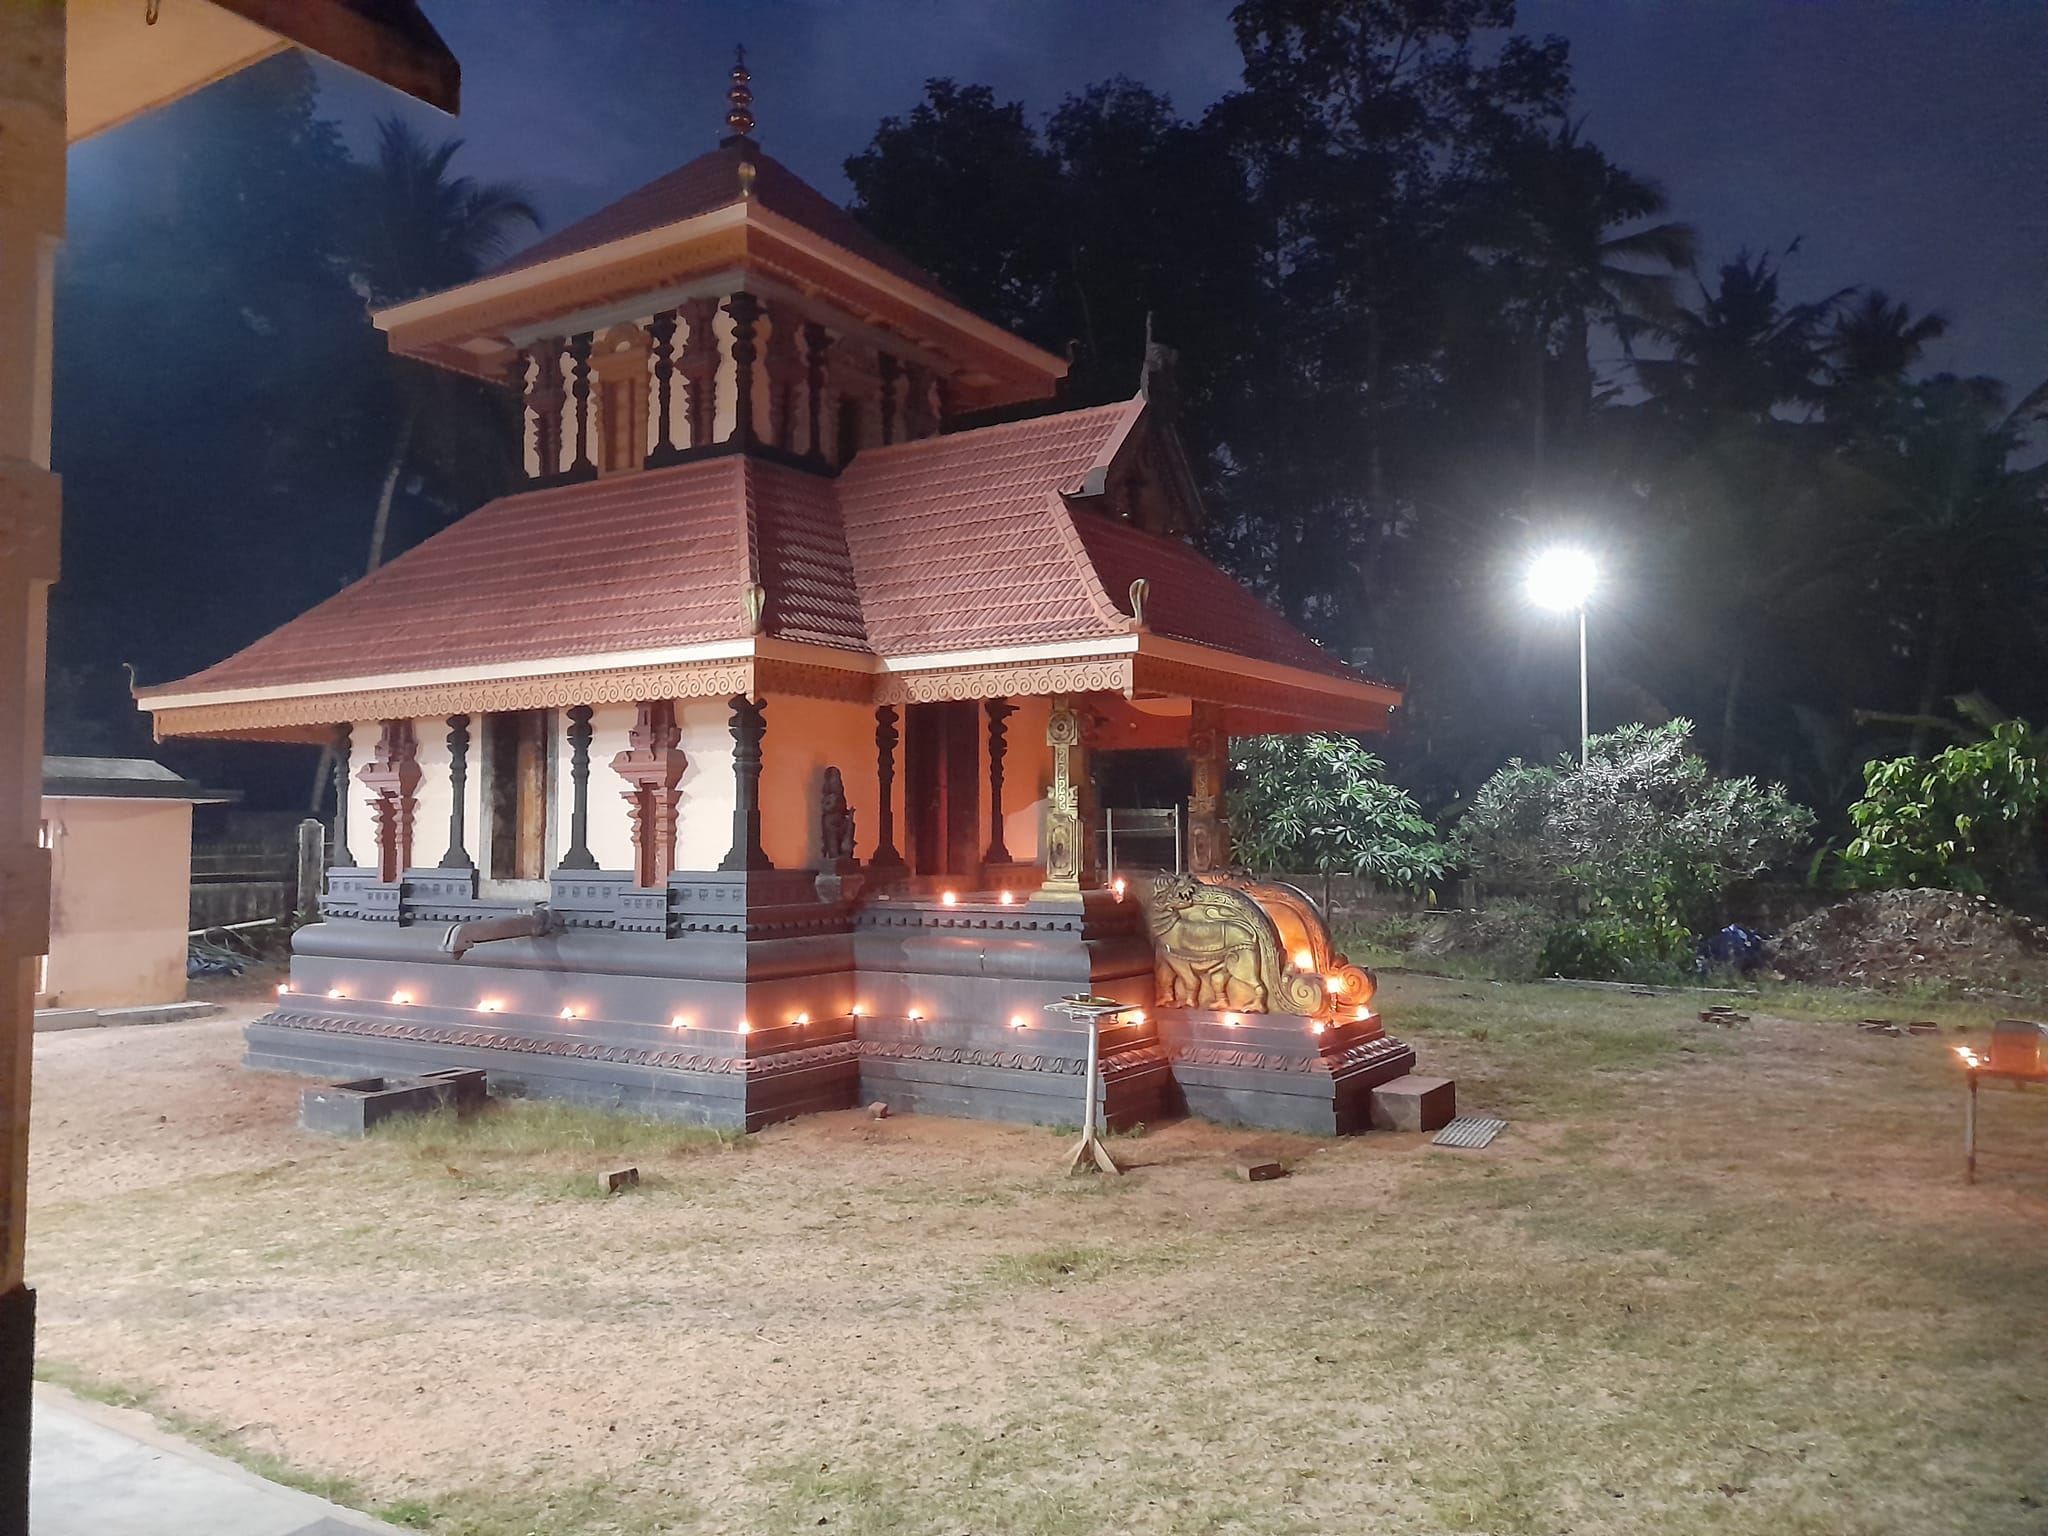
[{"left": 724, "top": 45, "right": 755, "bottom": 140}]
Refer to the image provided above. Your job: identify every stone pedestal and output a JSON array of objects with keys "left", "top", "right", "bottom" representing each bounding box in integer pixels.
[
  {"left": 1153, "top": 1009, "right": 1417, "bottom": 1136},
  {"left": 1368, "top": 1073, "right": 1457, "bottom": 1133}
]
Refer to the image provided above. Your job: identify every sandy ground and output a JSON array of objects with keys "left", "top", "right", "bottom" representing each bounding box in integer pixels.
[{"left": 22, "top": 981, "right": 2048, "bottom": 1535}]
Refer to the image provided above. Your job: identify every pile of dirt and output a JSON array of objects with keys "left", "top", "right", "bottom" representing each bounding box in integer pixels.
[{"left": 1770, "top": 888, "right": 2048, "bottom": 998}]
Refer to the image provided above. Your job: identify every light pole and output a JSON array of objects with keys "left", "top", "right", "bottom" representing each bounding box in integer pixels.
[{"left": 1527, "top": 547, "right": 1597, "bottom": 763}]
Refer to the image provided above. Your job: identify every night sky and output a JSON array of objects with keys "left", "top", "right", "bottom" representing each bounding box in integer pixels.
[{"left": 311, "top": 0, "right": 2048, "bottom": 396}]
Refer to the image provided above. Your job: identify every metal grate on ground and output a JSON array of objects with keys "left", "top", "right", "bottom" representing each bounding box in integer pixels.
[{"left": 1433, "top": 1116, "right": 1508, "bottom": 1149}]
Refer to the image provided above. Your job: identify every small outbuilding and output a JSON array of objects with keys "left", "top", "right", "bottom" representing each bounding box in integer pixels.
[{"left": 36, "top": 757, "right": 233, "bottom": 1011}]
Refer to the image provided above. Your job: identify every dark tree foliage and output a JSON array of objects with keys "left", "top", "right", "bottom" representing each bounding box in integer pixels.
[{"left": 846, "top": 0, "right": 2048, "bottom": 843}]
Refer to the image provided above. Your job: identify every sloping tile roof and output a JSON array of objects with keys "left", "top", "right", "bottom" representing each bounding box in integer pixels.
[
  {"left": 143, "top": 399, "right": 1369, "bottom": 703},
  {"left": 492, "top": 141, "right": 953, "bottom": 302},
  {"left": 148, "top": 457, "right": 857, "bottom": 696},
  {"left": 1067, "top": 513, "right": 1357, "bottom": 682},
  {"left": 835, "top": 401, "right": 1138, "bottom": 655}
]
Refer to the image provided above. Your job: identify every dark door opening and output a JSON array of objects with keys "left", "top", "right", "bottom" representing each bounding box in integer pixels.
[
  {"left": 486, "top": 710, "right": 550, "bottom": 880},
  {"left": 904, "top": 700, "right": 981, "bottom": 878}
]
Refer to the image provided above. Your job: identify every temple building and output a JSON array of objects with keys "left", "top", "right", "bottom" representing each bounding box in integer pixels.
[{"left": 137, "top": 57, "right": 1442, "bottom": 1135}]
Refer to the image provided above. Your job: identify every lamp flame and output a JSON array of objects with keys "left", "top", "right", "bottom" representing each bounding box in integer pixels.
[
  {"left": 390, "top": 991, "right": 412, "bottom": 1006},
  {"left": 941, "top": 891, "right": 958, "bottom": 907},
  {"left": 1955, "top": 1045, "right": 1984, "bottom": 1069},
  {"left": 1293, "top": 949, "right": 1314, "bottom": 970},
  {"left": 476, "top": 998, "right": 503, "bottom": 1013},
  {"left": 999, "top": 891, "right": 1015, "bottom": 905}
]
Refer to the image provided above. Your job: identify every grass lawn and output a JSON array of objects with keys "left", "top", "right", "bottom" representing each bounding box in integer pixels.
[{"left": 27, "top": 973, "right": 2048, "bottom": 1534}]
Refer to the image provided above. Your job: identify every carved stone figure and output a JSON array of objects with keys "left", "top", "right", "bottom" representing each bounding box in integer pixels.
[
  {"left": 820, "top": 766, "right": 858, "bottom": 865},
  {"left": 1147, "top": 873, "right": 1337, "bottom": 1015}
]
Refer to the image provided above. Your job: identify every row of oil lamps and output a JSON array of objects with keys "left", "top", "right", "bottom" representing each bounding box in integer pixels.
[{"left": 276, "top": 981, "right": 1372, "bottom": 1037}]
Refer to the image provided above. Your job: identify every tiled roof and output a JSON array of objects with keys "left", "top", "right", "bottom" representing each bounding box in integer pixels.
[
  {"left": 1067, "top": 513, "right": 1358, "bottom": 682},
  {"left": 492, "top": 141, "right": 953, "bottom": 302},
  {"left": 143, "top": 400, "right": 1370, "bottom": 702},
  {"left": 148, "top": 457, "right": 858, "bottom": 696},
  {"left": 836, "top": 401, "right": 1139, "bottom": 655}
]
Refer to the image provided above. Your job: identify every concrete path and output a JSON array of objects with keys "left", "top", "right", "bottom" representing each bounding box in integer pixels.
[{"left": 30, "top": 1383, "right": 400, "bottom": 1535}]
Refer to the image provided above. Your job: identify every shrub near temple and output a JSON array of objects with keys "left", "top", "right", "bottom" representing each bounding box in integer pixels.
[
  {"left": 1845, "top": 719, "right": 2048, "bottom": 914},
  {"left": 1460, "top": 721, "right": 1815, "bottom": 979},
  {"left": 1229, "top": 735, "right": 1450, "bottom": 893}
]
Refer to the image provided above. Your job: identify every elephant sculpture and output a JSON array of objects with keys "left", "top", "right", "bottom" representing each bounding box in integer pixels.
[{"left": 1147, "top": 874, "right": 1325, "bottom": 1014}]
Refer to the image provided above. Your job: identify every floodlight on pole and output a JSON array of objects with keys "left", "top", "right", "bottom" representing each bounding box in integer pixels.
[{"left": 1527, "top": 548, "right": 1597, "bottom": 763}]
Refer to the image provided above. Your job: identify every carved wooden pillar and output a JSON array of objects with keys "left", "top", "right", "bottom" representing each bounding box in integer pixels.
[
  {"left": 984, "top": 700, "right": 1017, "bottom": 865},
  {"left": 934, "top": 374, "right": 956, "bottom": 431},
  {"left": 903, "top": 361, "right": 939, "bottom": 440},
  {"left": 531, "top": 340, "right": 566, "bottom": 477},
  {"left": 610, "top": 699, "right": 687, "bottom": 887},
  {"left": 870, "top": 704, "right": 905, "bottom": 872},
  {"left": 439, "top": 714, "right": 474, "bottom": 870},
  {"left": 725, "top": 292, "right": 762, "bottom": 450},
  {"left": 1187, "top": 701, "right": 1230, "bottom": 874},
  {"left": 645, "top": 309, "right": 679, "bottom": 465},
  {"left": 329, "top": 723, "right": 357, "bottom": 868},
  {"left": 679, "top": 298, "right": 719, "bottom": 449},
  {"left": 877, "top": 352, "right": 900, "bottom": 445},
  {"left": 804, "top": 322, "right": 831, "bottom": 460},
  {"left": 559, "top": 705, "right": 600, "bottom": 871},
  {"left": 1076, "top": 705, "right": 1106, "bottom": 885},
  {"left": 766, "top": 303, "right": 800, "bottom": 451},
  {"left": 567, "top": 332, "right": 595, "bottom": 476},
  {"left": 719, "top": 695, "right": 773, "bottom": 871},
  {"left": 1042, "top": 701, "right": 1083, "bottom": 893},
  {"left": 358, "top": 720, "right": 422, "bottom": 884}
]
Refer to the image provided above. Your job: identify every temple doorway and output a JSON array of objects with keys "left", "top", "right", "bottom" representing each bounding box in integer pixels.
[
  {"left": 903, "top": 700, "right": 980, "bottom": 878},
  {"left": 484, "top": 710, "right": 552, "bottom": 881}
]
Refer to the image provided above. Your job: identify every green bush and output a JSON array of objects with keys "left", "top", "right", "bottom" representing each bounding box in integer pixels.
[
  {"left": 1230, "top": 734, "right": 1450, "bottom": 893},
  {"left": 1539, "top": 914, "right": 1692, "bottom": 984},
  {"left": 1460, "top": 720, "right": 1815, "bottom": 933},
  {"left": 1844, "top": 719, "right": 2048, "bottom": 912}
]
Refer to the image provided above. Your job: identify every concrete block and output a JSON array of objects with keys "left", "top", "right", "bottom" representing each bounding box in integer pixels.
[
  {"left": 1368, "top": 1074, "right": 1456, "bottom": 1133},
  {"left": 32, "top": 1009, "right": 101, "bottom": 1032},
  {"left": 599, "top": 1166, "right": 640, "bottom": 1194},
  {"left": 299, "top": 1070, "right": 489, "bottom": 1137},
  {"left": 1238, "top": 1161, "right": 1288, "bottom": 1182}
]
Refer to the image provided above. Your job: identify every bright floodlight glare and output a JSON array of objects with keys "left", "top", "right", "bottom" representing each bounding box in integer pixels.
[{"left": 1527, "top": 547, "right": 1597, "bottom": 611}]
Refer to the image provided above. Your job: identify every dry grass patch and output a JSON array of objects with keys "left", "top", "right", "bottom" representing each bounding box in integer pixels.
[{"left": 25, "top": 983, "right": 2048, "bottom": 1534}]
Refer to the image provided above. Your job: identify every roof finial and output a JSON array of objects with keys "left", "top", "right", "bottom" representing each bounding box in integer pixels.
[{"left": 725, "top": 44, "right": 755, "bottom": 140}]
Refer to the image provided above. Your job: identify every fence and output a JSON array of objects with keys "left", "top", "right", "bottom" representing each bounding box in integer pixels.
[{"left": 189, "top": 811, "right": 324, "bottom": 930}]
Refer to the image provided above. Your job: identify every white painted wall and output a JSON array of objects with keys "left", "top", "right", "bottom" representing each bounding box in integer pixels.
[
  {"left": 675, "top": 698, "right": 737, "bottom": 870},
  {"left": 551, "top": 703, "right": 637, "bottom": 872}
]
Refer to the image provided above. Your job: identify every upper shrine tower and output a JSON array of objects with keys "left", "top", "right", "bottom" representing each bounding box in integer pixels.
[{"left": 372, "top": 50, "right": 1068, "bottom": 482}]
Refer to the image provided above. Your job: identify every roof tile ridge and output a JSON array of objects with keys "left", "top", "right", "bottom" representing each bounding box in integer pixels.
[
  {"left": 840, "top": 397, "right": 1142, "bottom": 473},
  {"left": 1046, "top": 489, "right": 1135, "bottom": 638},
  {"left": 1077, "top": 394, "right": 1150, "bottom": 492}
]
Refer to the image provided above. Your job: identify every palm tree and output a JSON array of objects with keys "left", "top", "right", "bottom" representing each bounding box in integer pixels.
[
  {"left": 352, "top": 117, "right": 540, "bottom": 573},
  {"left": 1635, "top": 251, "right": 1846, "bottom": 429},
  {"left": 1473, "top": 121, "right": 1696, "bottom": 482},
  {"left": 1828, "top": 289, "right": 1949, "bottom": 389},
  {"left": 310, "top": 122, "right": 539, "bottom": 813},
  {"left": 1845, "top": 373, "right": 2048, "bottom": 754}
]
